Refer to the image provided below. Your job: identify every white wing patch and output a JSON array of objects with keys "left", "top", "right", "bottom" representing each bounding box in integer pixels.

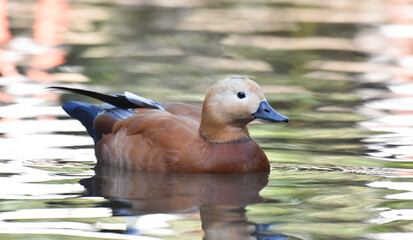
[{"left": 124, "top": 92, "right": 165, "bottom": 111}]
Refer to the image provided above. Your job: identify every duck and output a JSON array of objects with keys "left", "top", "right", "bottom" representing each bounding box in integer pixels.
[{"left": 52, "top": 76, "right": 288, "bottom": 174}]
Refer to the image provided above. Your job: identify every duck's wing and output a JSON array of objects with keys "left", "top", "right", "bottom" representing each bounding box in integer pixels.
[
  {"left": 162, "top": 102, "right": 202, "bottom": 121},
  {"left": 49, "top": 86, "right": 165, "bottom": 110},
  {"left": 95, "top": 110, "right": 203, "bottom": 171}
]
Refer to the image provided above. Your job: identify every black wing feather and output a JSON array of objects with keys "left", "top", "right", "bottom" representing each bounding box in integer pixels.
[{"left": 49, "top": 86, "right": 140, "bottom": 109}]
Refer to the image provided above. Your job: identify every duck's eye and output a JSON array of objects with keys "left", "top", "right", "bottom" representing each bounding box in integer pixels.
[{"left": 237, "top": 92, "right": 246, "bottom": 99}]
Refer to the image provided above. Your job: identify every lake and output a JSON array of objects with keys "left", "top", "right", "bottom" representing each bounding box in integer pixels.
[{"left": 1, "top": 0, "right": 413, "bottom": 239}]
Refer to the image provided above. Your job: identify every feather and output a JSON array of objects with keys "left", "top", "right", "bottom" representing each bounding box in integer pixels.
[
  {"left": 124, "top": 92, "right": 165, "bottom": 110},
  {"left": 62, "top": 100, "right": 100, "bottom": 143},
  {"left": 49, "top": 86, "right": 164, "bottom": 110}
]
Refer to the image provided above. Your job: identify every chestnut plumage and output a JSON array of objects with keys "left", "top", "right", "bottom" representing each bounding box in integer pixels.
[{"left": 53, "top": 76, "right": 288, "bottom": 173}]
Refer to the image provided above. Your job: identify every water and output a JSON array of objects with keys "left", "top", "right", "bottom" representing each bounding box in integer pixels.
[{"left": 1, "top": 0, "right": 413, "bottom": 239}]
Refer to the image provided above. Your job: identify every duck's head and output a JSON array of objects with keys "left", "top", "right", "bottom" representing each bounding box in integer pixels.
[{"left": 199, "top": 76, "right": 288, "bottom": 143}]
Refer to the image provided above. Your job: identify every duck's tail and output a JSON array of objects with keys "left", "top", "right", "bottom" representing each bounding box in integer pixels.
[
  {"left": 51, "top": 86, "right": 165, "bottom": 143},
  {"left": 62, "top": 100, "right": 100, "bottom": 143}
]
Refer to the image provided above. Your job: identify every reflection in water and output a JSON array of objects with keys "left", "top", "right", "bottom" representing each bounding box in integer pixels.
[
  {"left": 201, "top": 206, "right": 286, "bottom": 240},
  {"left": 81, "top": 166, "right": 285, "bottom": 239},
  {"left": 1, "top": 0, "right": 413, "bottom": 239},
  {"left": 0, "top": 0, "right": 70, "bottom": 82},
  {"left": 82, "top": 166, "right": 269, "bottom": 213},
  {"left": 358, "top": 0, "right": 413, "bottom": 163}
]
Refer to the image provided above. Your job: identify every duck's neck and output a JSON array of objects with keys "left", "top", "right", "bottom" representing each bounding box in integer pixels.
[
  {"left": 199, "top": 123, "right": 251, "bottom": 144},
  {"left": 199, "top": 109, "right": 251, "bottom": 144}
]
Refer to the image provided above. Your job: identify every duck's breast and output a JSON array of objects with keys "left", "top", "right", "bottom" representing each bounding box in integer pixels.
[{"left": 202, "top": 140, "right": 270, "bottom": 173}]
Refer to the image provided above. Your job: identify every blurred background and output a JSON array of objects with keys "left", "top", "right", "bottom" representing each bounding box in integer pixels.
[{"left": 1, "top": 0, "right": 413, "bottom": 239}]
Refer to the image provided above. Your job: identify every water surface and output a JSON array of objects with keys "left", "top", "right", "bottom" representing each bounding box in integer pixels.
[{"left": 1, "top": 0, "right": 413, "bottom": 239}]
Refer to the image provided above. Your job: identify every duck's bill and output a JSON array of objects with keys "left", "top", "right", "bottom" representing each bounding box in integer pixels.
[{"left": 253, "top": 101, "right": 289, "bottom": 123}]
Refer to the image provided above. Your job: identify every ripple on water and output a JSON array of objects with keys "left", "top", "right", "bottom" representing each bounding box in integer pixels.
[{"left": 1, "top": 0, "right": 413, "bottom": 239}]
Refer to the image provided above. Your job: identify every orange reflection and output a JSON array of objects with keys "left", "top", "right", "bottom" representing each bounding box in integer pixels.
[
  {"left": 0, "top": 0, "right": 69, "bottom": 81},
  {"left": 0, "top": 0, "right": 70, "bottom": 123},
  {"left": 29, "top": 0, "right": 70, "bottom": 82},
  {"left": 0, "top": 0, "right": 17, "bottom": 77},
  {"left": 386, "top": 0, "right": 413, "bottom": 160},
  {"left": 33, "top": 0, "right": 70, "bottom": 47},
  {"left": 388, "top": 0, "right": 413, "bottom": 82},
  {"left": 0, "top": 0, "right": 11, "bottom": 45}
]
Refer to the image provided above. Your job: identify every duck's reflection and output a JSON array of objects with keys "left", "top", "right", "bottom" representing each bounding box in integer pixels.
[
  {"left": 82, "top": 166, "right": 268, "bottom": 213},
  {"left": 80, "top": 166, "right": 287, "bottom": 239}
]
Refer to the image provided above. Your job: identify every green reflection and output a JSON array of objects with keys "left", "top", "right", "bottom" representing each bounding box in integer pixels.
[{"left": 2, "top": 0, "right": 412, "bottom": 240}]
